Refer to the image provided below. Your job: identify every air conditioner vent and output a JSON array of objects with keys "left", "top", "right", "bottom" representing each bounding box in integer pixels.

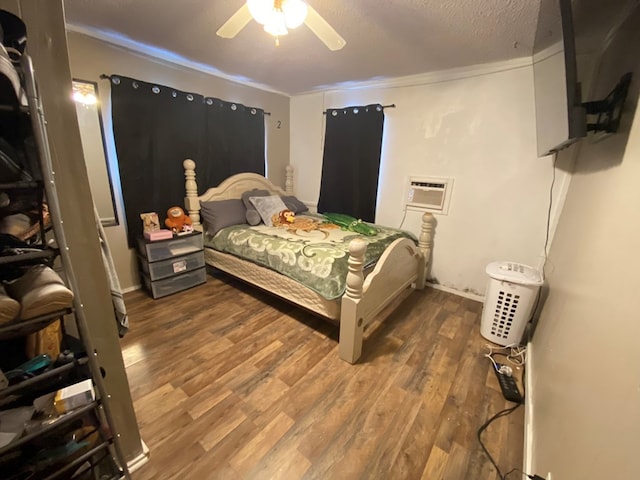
[{"left": 404, "top": 176, "right": 454, "bottom": 215}]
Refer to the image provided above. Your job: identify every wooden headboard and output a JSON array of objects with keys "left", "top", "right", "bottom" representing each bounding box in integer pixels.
[{"left": 183, "top": 159, "right": 294, "bottom": 231}]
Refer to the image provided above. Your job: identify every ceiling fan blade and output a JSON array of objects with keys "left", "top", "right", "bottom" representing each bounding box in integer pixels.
[
  {"left": 216, "top": 4, "right": 252, "bottom": 39},
  {"left": 304, "top": 5, "right": 346, "bottom": 51}
]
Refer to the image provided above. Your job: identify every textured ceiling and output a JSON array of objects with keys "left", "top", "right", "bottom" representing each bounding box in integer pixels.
[{"left": 60, "top": 0, "right": 628, "bottom": 95}]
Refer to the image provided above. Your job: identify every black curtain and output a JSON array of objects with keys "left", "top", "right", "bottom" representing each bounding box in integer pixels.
[
  {"left": 202, "top": 99, "right": 266, "bottom": 187},
  {"left": 317, "top": 104, "right": 385, "bottom": 222},
  {"left": 110, "top": 75, "right": 265, "bottom": 247}
]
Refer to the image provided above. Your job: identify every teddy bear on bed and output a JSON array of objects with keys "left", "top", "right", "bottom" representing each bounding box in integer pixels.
[{"left": 165, "top": 206, "right": 193, "bottom": 233}]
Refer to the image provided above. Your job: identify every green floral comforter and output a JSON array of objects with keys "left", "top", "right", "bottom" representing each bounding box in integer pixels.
[{"left": 205, "top": 215, "right": 417, "bottom": 300}]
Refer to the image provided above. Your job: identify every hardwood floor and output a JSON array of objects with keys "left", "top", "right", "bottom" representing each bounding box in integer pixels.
[{"left": 121, "top": 271, "right": 524, "bottom": 480}]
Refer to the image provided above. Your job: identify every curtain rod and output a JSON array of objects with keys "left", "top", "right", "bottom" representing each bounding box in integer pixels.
[
  {"left": 323, "top": 104, "right": 396, "bottom": 114},
  {"left": 99, "top": 74, "right": 271, "bottom": 115}
]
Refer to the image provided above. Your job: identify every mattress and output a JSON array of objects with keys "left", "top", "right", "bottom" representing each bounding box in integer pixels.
[{"left": 204, "top": 248, "right": 341, "bottom": 320}]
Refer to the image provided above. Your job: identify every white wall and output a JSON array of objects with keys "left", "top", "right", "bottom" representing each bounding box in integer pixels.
[
  {"left": 291, "top": 63, "right": 566, "bottom": 296},
  {"left": 528, "top": 6, "right": 640, "bottom": 478}
]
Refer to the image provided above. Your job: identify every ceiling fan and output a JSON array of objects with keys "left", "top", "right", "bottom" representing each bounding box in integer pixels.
[{"left": 216, "top": 0, "right": 346, "bottom": 51}]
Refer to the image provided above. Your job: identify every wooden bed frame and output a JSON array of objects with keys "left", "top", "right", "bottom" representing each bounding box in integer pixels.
[{"left": 183, "top": 159, "right": 435, "bottom": 363}]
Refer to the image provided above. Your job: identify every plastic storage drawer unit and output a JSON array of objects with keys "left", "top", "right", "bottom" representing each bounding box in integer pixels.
[
  {"left": 138, "top": 231, "right": 206, "bottom": 299},
  {"left": 143, "top": 267, "right": 206, "bottom": 299},
  {"left": 137, "top": 232, "right": 203, "bottom": 262},
  {"left": 139, "top": 250, "right": 205, "bottom": 281}
]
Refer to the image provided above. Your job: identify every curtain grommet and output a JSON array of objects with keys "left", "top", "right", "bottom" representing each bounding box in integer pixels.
[
  {"left": 152, "top": 86, "right": 160, "bottom": 94},
  {"left": 186, "top": 94, "right": 194, "bottom": 101},
  {"left": 111, "top": 76, "right": 121, "bottom": 85}
]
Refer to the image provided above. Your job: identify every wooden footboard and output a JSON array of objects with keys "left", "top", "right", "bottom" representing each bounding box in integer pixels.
[{"left": 339, "top": 213, "right": 435, "bottom": 363}]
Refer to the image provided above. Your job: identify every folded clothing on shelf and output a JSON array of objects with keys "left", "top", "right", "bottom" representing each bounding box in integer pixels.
[{"left": 4, "top": 264, "right": 74, "bottom": 320}]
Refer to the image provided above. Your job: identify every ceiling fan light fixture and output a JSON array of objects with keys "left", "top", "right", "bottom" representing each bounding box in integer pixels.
[
  {"left": 282, "top": 0, "right": 308, "bottom": 29},
  {"left": 247, "top": 0, "right": 308, "bottom": 33},
  {"left": 263, "top": 9, "right": 288, "bottom": 37},
  {"left": 247, "top": 0, "right": 272, "bottom": 25},
  {"left": 219, "top": 1, "right": 343, "bottom": 50}
]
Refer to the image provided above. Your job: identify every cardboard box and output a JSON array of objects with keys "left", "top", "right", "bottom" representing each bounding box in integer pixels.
[{"left": 54, "top": 379, "right": 95, "bottom": 414}]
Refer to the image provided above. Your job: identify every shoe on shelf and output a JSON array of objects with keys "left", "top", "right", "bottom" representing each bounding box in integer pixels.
[
  {"left": 5, "top": 264, "right": 74, "bottom": 320},
  {"left": 0, "top": 42, "right": 26, "bottom": 107},
  {"left": 0, "top": 204, "right": 50, "bottom": 242},
  {"left": 0, "top": 284, "right": 20, "bottom": 324}
]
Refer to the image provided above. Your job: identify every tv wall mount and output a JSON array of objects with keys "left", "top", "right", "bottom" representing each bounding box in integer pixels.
[{"left": 582, "top": 72, "right": 633, "bottom": 134}]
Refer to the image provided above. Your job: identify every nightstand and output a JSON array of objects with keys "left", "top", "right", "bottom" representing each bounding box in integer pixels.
[{"left": 137, "top": 231, "right": 206, "bottom": 299}]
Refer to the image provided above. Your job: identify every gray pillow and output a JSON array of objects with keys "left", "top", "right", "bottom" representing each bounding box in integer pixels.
[
  {"left": 281, "top": 195, "right": 308, "bottom": 214},
  {"left": 199, "top": 199, "right": 246, "bottom": 236},
  {"left": 241, "top": 189, "right": 270, "bottom": 225},
  {"left": 249, "top": 195, "right": 287, "bottom": 227}
]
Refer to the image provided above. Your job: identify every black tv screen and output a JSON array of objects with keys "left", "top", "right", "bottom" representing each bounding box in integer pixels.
[{"left": 533, "top": 0, "right": 586, "bottom": 156}]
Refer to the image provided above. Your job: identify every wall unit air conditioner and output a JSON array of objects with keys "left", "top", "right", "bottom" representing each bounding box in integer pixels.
[{"left": 404, "top": 176, "right": 454, "bottom": 215}]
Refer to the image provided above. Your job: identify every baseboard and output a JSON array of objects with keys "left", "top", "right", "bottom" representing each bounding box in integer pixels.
[
  {"left": 426, "top": 282, "right": 485, "bottom": 303},
  {"left": 122, "top": 284, "right": 141, "bottom": 294},
  {"left": 524, "top": 341, "right": 534, "bottom": 476},
  {"left": 127, "top": 439, "right": 149, "bottom": 474}
]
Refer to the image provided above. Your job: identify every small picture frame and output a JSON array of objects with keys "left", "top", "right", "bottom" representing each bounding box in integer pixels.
[{"left": 140, "top": 212, "right": 160, "bottom": 233}]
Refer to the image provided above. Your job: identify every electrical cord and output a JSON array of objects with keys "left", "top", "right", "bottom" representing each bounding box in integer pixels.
[
  {"left": 484, "top": 344, "right": 527, "bottom": 368},
  {"left": 477, "top": 149, "right": 558, "bottom": 480},
  {"left": 398, "top": 207, "right": 408, "bottom": 229},
  {"left": 485, "top": 156, "right": 558, "bottom": 480},
  {"left": 524, "top": 155, "right": 556, "bottom": 341},
  {"left": 505, "top": 468, "right": 546, "bottom": 480},
  {"left": 478, "top": 351, "right": 545, "bottom": 480},
  {"left": 477, "top": 403, "right": 522, "bottom": 480},
  {"left": 541, "top": 153, "right": 557, "bottom": 282}
]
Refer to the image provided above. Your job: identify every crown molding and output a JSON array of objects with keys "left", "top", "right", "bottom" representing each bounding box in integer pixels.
[
  {"left": 65, "top": 23, "right": 289, "bottom": 97},
  {"left": 67, "top": 22, "right": 532, "bottom": 98},
  {"left": 302, "top": 56, "right": 534, "bottom": 95}
]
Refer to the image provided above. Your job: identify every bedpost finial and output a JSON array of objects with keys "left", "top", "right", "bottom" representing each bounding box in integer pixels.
[
  {"left": 422, "top": 212, "right": 435, "bottom": 226},
  {"left": 184, "top": 158, "right": 200, "bottom": 228},
  {"left": 348, "top": 238, "right": 367, "bottom": 257},
  {"left": 345, "top": 238, "right": 367, "bottom": 300},
  {"left": 285, "top": 164, "right": 294, "bottom": 194},
  {"left": 419, "top": 212, "right": 435, "bottom": 247}
]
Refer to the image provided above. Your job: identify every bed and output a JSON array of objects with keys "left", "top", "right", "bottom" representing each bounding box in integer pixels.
[{"left": 182, "top": 159, "right": 435, "bottom": 363}]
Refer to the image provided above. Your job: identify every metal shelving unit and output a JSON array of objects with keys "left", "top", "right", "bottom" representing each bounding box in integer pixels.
[{"left": 0, "top": 15, "right": 130, "bottom": 479}]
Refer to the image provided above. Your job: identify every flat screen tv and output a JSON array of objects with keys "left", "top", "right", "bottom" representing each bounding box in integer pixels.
[{"left": 533, "top": 0, "right": 587, "bottom": 157}]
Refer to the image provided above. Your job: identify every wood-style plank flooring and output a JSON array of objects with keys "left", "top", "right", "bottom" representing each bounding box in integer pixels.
[{"left": 121, "top": 271, "right": 524, "bottom": 480}]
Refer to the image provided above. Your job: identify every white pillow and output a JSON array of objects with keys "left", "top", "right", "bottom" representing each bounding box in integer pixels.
[{"left": 249, "top": 195, "right": 288, "bottom": 227}]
